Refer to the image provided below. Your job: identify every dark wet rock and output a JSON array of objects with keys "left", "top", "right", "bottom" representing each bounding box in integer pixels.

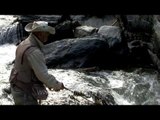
[
  {"left": 98, "top": 26, "right": 121, "bottom": 41},
  {"left": 74, "top": 25, "right": 98, "bottom": 38},
  {"left": 132, "top": 83, "right": 152, "bottom": 104},
  {"left": 88, "top": 91, "right": 117, "bottom": 105},
  {"left": 44, "top": 36, "right": 109, "bottom": 69},
  {"left": 44, "top": 24, "right": 132, "bottom": 70},
  {"left": 117, "top": 15, "right": 154, "bottom": 43},
  {"left": 128, "top": 40, "right": 152, "bottom": 64},
  {"left": 127, "top": 15, "right": 154, "bottom": 33},
  {"left": 117, "top": 15, "right": 154, "bottom": 34},
  {"left": 46, "top": 22, "right": 74, "bottom": 44},
  {"left": 116, "top": 15, "right": 160, "bottom": 69},
  {"left": 46, "top": 20, "right": 81, "bottom": 44},
  {"left": 148, "top": 49, "right": 160, "bottom": 71},
  {"left": 153, "top": 16, "right": 160, "bottom": 56},
  {"left": 98, "top": 26, "right": 126, "bottom": 54},
  {"left": 54, "top": 20, "right": 76, "bottom": 39},
  {"left": 77, "top": 15, "right": 117, "bottom": 28},
  {"left": 97, "top": 26, "right": 130, "bottom": 68}
]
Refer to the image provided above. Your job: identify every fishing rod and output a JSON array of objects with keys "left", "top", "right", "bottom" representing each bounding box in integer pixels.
[{"left": 64, "top": 86, "right": 94, "bottom": 104}]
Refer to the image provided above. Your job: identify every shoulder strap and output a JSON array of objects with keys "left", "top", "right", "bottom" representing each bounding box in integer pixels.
[{"left": 21, "top": 46, "right": 36, "bottom": 65}]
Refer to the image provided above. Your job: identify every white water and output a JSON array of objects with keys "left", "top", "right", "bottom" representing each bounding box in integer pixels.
[
  {"left": 0, "top": 44, "right": 16, "bottom": 105},
  {"left": 0, "top": 15, "right": 16, "bottom": 31}
]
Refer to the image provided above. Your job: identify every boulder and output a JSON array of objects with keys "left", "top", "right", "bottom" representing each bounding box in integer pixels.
[
  {"left": 74, "top": 25, "right": 98, "bottom": 38},
  {"left": 43, "top": 35, "right": 109, "bottom": 69}
]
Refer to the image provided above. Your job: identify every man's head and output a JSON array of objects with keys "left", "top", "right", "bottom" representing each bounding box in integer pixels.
[{"left": 25, "top": 21, "right": 55, "bottom": 43}]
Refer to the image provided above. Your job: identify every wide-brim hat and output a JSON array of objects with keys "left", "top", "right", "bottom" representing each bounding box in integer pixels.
[{"left": 25, "top": 21, "right": 55, "bottom": 34}]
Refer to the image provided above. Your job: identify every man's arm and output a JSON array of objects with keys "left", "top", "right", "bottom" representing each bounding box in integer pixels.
[{"left": 27, "top": 49, "right": 63, "bottom": 90}]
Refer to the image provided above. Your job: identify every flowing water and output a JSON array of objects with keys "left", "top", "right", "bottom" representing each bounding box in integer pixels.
[{"left": 1, "top": 15, "right": 160, "bottom": 105}]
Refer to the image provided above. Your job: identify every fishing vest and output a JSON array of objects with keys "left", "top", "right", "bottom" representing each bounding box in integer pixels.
[
  {"left": 9, "top": 36, "right": 48, "bottom": 100},
  {"left": 10, "top": 37, "right": 38, "bottom": 93}
]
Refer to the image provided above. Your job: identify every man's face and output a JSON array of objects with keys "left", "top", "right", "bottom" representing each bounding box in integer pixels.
[{"left": 40, "top": 32, "right": 50, "bottom": 43}]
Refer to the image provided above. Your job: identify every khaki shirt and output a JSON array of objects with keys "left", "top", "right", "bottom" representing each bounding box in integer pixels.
[{"left": 27, "top": 33, "right": 61, "bottom": 89}]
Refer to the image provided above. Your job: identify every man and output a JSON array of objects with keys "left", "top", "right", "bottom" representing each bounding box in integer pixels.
[{"left": 9, "top": 21, "right": 64, "bottom": 105}]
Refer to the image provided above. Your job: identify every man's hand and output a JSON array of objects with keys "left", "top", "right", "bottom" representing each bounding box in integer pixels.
[{"left": 54, "top": 82, "right": 64, "bottom": 91}]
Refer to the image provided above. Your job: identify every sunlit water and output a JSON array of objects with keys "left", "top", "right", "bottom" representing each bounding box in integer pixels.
[
  {"left": 0, "top": 15, "right": 16, "bottom": 29},
  {"left": 0, "top": 44, "right": 16, "bottom": 105},
  {"left": 1, "top": 15, "right": 160, "bottom": 105}
]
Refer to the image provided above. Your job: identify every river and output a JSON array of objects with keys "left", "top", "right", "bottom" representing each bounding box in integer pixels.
[{"left": 0, "top": 15, "right": 160, "bottom": 105}]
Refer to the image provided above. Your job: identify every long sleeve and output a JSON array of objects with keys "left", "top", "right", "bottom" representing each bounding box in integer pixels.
[{"left": 27, "top": 49, "right": 61, "bottom": 89}]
